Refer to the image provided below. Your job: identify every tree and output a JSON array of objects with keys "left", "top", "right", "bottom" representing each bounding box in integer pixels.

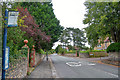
[
  {"left": 59, "top": 27, "right": 86, "bottom": 50},
  {"left": 72, "top": 28, "right": 86, "bottom": 50},
  {"left": 14, "top": 2, "right": 63, "bottom": 50},
  {"left": 59, "top": 29, "right": 71, "bottom": 47},
  {"left": 83, "top": 2, "right": 120, "bottom": 48},
  {"left": 17, "top": 7, "right": 51, "bottom": 51},
  {"left": 1, "top": 2, "right": 28, "bottom": 59}
]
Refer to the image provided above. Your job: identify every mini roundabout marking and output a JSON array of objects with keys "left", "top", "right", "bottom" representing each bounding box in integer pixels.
[{"left": 66, "top": 62, "right": 96, "bottom": 67}]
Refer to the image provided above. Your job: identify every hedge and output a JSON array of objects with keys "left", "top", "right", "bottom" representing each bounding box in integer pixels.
[{"left": 107, "top": 42, "right": 120, "bottom": 53}]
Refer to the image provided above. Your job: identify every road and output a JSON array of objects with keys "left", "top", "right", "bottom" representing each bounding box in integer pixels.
[{"left": 50, "top": 54, "right": 119, "bottom": 79}]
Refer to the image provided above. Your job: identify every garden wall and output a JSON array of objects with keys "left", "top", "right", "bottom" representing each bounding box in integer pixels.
[
  {"left": 89, "top": 52, "right": 108, "bottom": 57},
  {"left": 64, "top": 53, "right": 76, "bottom": 57},
  {"left": 5, "top": 57, "right": 28, "bottom": 78},
  {"left": 79, "top": 53, "right": 89, "bottom": 58},
  {"left": 108, "top": 52, "right": 120, "bottom": 61},
  {"left": 35, "top": 53, "right": 44, "bottom": 66},
  {"left": 0, "top": 58, "right": 2, "bottom": 79}
]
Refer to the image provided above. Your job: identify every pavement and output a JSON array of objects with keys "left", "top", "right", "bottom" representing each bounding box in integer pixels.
[{"left": 27, "top": 56, "right": 53, "bottom": 78}]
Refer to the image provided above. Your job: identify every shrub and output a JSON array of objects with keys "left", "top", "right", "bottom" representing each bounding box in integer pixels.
[
  {"left": 107, "top": 42, "right": 120, "bottom": 53},
  {"left": 66, "top": 50, "right": 76, "bottom": 54},
  {"left": 91, "top": 50, "right": 106, "bottom": 52},
  {"left": 39, "top": 49, "right": 45, "bottom": 54}
]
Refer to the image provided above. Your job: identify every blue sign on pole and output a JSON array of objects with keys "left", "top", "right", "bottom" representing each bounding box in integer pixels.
[
  {"left": 3, "top": 47, "right": 9, "bottom": 70},
  {"left": 2, "top": 9, "right": 19, "bottom": 79}
]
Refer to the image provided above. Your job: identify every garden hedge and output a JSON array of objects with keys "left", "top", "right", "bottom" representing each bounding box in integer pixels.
[{"left": 107, "top": 42, "right": 120, "bottom": 53}]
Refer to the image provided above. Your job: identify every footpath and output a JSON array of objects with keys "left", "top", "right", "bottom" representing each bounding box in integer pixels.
[{"left": 27, "top": 56, "right": 53, "bottom": 78}]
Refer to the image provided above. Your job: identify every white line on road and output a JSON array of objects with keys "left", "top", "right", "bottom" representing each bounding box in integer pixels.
[
  {"left": 104, "top": 71, "right": 118, "bottom": 78},
  {"left": 66, "top": 62, "right": 82, "bottom": 67},
  {"left": 89, "top": 65, "right": 118, "bottom": 78}
]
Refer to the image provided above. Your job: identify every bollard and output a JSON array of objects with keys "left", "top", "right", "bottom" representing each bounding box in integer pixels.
[
  {"left": 22, "top": 40, "right": 29, "bottom": 73},
  {"left": 30, "top": 45, "right": 35, "bottom": 67}
]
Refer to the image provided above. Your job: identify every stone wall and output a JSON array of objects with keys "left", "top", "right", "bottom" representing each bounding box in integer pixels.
[
  {"left": 108, "top": 52, "right": 120, "bottom": 61},
  {"left": 35, "top": 53, "right": 42, "bottom": 66},
  {"left": 64, "top": 54, "right": 76, "bottom": 57},
  {"left": 79, "top": 53, "right": 89, "bottom": 58},
  {"left": 0, "top": 57, "right": 2, "bottom": 78},
  {"left": 5, "top": 57, "right": 28, "bottom": 78}
]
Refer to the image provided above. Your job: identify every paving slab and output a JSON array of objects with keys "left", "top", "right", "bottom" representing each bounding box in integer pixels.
[{"left": 28, "top": 57, "right": 52, "bottom": 78}]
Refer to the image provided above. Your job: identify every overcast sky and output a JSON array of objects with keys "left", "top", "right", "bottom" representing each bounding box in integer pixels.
[{"left": 51, "top": 0, "right": 90, "bottom": 49}]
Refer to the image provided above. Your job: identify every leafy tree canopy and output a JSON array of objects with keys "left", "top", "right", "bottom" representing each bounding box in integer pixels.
[
  {"left": 13, "top": 2, "right": 64, "bottom": 50},
  {"left": 59, "top": 27, "right": 86, "bottom": 50},
  {"left": 83, "top": 2, "right": 120, "bottom": 48}
]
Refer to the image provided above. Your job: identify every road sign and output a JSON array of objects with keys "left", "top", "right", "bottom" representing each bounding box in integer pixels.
[
  {"left": 4, "top": 47, "right": 9, "bottom": 70},
  {"left": 8, "top": 11, "right": 19, "bottom": 27},
  {"left": 90, "top": 54, "right": 94, "bottom": 55}
]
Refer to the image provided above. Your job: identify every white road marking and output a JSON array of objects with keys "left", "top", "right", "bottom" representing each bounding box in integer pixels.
[
  {"left": 66, "top": 61, "right": 96, "bottom": 67},
  {"left": 66, "top": 62, "right": 81, "bottom": 67},
  {"left": 105, "top": 72, "right": 118, "bottom": 78},
  {"left": 87, "top": 63, "right": 96, "bottom": 66},
  {"left": 89, "top": 65, "right": 118, "bottom": 78}
]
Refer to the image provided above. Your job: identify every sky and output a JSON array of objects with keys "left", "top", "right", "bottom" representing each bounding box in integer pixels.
[{"left": 51, "top": 0, "right": 90, "bottom": 49}]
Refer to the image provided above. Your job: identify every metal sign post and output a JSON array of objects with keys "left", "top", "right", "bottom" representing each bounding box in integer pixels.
[
  {"left": 2, "top": 9, "right": 8, "bottom": 80},
  {"left": 2, "top": 9, "right": 19, "bottom": 79}
]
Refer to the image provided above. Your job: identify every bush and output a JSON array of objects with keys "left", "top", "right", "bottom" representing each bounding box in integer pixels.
[
  {"left": 39, "top": 49, "right": 45, "bottom": 54},
  {"left": 66, "top": 50, "right": 76, "bottom": 54},
  {"left": 91, "top": 50, "right": 106, "bottom": 52},
  {"left": 107, "top": 43, "right": 120, "bottom": 53}
]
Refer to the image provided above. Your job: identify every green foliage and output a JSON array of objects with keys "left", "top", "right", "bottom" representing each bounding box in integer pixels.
[
  {"left": 83, "top": 2, "right": 120, "bottom": 48},
  {"left": 39, "top": 49, "right": 45, "bottom": 54},
  {"left": 55, "top": 45, "right": 61, "bottom": 53},
  {"left": 80, "top": 50, "right": 106, "bottom": 53},
  {"left": 66, "top": 50, "right": 76, "bottom": 54},
  {"left": 2, "top": 3, "right": 35, "bottom": 61},
  {"left": 80, "top": 50, "right": 90, "bottom": 55},
  {"left": 59, "top": 28, "right": 86, "bottom": 49},
  {"left": 67, "top": 45, "right": 74, "bottom": 50},
  {"left": 56, "top": 45, "right": 67, "bottom": 54},
  {"left": 7, "top": 27, "right": 26, "bottom": 59},
  {"left": 80, "top": 50, "right": 107, "bottom": 56},
  {"left": 7, "top": 27, "right": 35, "bottom": 59},
  {"left": 107, "top": 43, "right": 120, "bottom": 53},
  {"left": 48, "top": 49, "right": 55, "bottom": 54},
  {"left": 91, "top": 50, "right": 106, "bottom": 52},
  {"left": 21, "top": 47, "right": 28, "bottom": 57},
  {"left": 18, "top": 2, "right": 64, "bottom": 50}
]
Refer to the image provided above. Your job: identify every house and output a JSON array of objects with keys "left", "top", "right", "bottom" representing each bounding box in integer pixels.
[{"left": 94, "top": 37, "right": 114, "bottom": 50}]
